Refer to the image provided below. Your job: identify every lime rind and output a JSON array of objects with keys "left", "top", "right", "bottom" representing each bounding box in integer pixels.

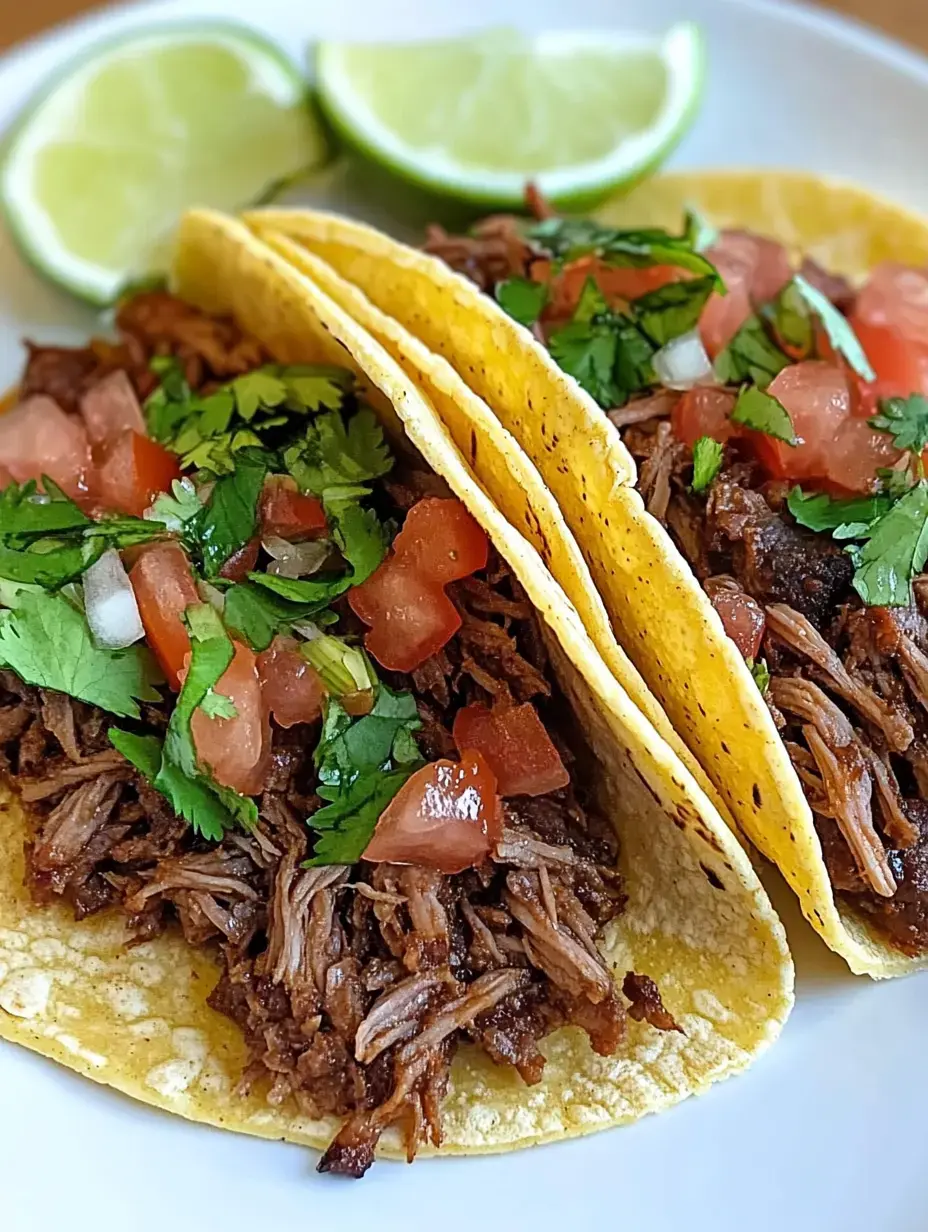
[
  {"left": 315, "top": 23, "right": 705, "bottom": 208},
  {"left": 1, "top": 20, "right": 326, "bottom": 305}
]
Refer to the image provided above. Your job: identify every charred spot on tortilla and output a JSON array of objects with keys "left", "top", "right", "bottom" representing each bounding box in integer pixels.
[{"left": 701, "top": 864, "right": 726, "bottom": 891}]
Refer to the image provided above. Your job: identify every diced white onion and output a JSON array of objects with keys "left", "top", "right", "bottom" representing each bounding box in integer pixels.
[
  {"left": 262, "top": 535, "right": 329, "bottom": 579},
  {"left": 292, "top": 621, "right": 324, "bottom": 642},
  {"left": 82, "top": 549, "right": 145, "bottom": 649},
  {"left": 197, "top": 580, "right": 226, "bottom": 614},
  {"left": 652, "top": 329, "right": 714, "bottom": 390}
]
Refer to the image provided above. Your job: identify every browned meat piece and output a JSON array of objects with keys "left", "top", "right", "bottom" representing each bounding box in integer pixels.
[
  {"left": 423, "top": 218, "right": 532, "bottom": 292},
  {"left": 798, "top": 257, "right": 856, "bottom": 314},
  {"left": 608, "top": 388, "right": 679, "bottom": 430},
  {"left": 39, "top": 691, "right": 81, "bottom": 762},
  {"left": 116, "top": 291, "right": 265, "bottom": 378},
  {"left": 623, "top": 972, "right": 682, "bottom": 1032},
  {"left": 638, "top": 422, "right": 686, "bottom": 520},
  {"left": 770, "top": 677, "right": 895, "bottom": 896},
  {"left": 354, "top": 971, "right": 449, "bottom": 1064},
  {"left": 766, "top": 604, "right": 913, "bottom": 752}
]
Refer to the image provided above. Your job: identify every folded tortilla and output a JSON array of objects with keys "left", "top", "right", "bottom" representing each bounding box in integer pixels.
[
  {"left": 246, "top": 175, "right": 928, "bottom": 978},
  {"left": 0, "top": 209, "right": 792, "bottom": 1157}
]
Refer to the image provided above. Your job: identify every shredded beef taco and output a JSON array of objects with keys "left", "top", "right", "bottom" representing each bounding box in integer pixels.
[
  {"left": 0, "top": 209, "right": 791, "bottom": 1175},
  {"left": 246, "top": 174, "right": 928, "bottom": 977}
]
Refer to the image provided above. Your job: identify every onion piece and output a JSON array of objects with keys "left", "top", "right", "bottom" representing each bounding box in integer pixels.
[
  {"left": 82, "top": 549, "right": 145, "bottom": 649},
  {"left": 652, "top": 329, "right": 714, "bottom": 390},
  {"left": 262, "top": 534, "right": 330, "bottom": 578},
  {"left": 197, "top": 580, "right": 226, "bottom": 614}
]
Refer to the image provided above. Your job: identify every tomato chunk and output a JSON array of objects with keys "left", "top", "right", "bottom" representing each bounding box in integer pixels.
[
  {"left": 219, "top": 537, "right": 260, "bottom": 582},
  {"left": 670, "top": 387, "right": 738, "bottom": 449},
  {"left": 260, "top": 476, "right": 327, "bottom": 540},
  {"left": 751, "top": 362, "right": 851, "bottom": 481},
  {"left": 393, "top": 498, "right": 489, "bottom": 584},
  {"left": 0, "top": 395, "right": 93, "bottom": 498},
  {"left": 129, "top": 542, "right": 200, "bottom": 688},
  {"left": 699, "top": 231, "right": 792, "bottom": 358},
  {"left": 708, "top": 590, "right": 766, "bottom": 661},
  {"left": 539, "top": 256, "right": 679, "bottom": 324},
  {"left": 349, "top": 557, "right": 460, "bottom": 672},
  {"left": 97, "top": 430, "right": 181, "bottom": 517},
  {"left": 452, "top": 702, "right": 569, "bottom": 797},
  {"left": 363, "top": 751, "right": 502, "bottom": 873},
  {"left": 80, "top": 371, "right": 146, "bottom": 448},
  {"left": 257, "top": 635, "right": 325, "bottom": 728},
  {"left": 191, "top": 640, "right": 271, "bottom": 795},
  {"left": 848, "top": 318, "right": 928, "bottom": 403},
  {"left": 824, "top": 417, "right": 901, "bottom": 494}
]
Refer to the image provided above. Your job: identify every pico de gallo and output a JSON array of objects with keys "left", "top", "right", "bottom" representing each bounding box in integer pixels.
[
  {"left": 0, "top": 290, "right": 676, "bottom": 1176},
  {"left": 426, "top": 196, "right": 928, "bottom": 957}
]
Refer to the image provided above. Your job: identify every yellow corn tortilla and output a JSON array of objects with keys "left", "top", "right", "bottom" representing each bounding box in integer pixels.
[
  {"left": 0, "top": 210, "right": 792, "bottom": 1160},
  {"left": 246, "top": 174, "right": 928, "bottom": 978}
]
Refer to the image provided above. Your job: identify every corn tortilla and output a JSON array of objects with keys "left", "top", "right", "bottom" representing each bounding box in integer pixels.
[
  {"left": 0, "top": 210, "right": 792, "bottom": 1158},
  {"left": 247, "top": 174, "right": 928, "bottom": 977}
]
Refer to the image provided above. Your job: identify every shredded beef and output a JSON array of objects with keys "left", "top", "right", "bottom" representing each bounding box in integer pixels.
[{"left": 3, "top": 305, "right": 668, "bottom": 1171}]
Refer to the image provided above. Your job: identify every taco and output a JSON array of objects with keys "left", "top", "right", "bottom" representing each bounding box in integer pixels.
[
  {"left": 246, "top": 174, "right": 928, "bottom": 977},
  {"left": 0, "top": 209, "right": 791, "bottom": 1174}
]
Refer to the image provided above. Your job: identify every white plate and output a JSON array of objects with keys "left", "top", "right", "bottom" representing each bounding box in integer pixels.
[{"left": 2, "top": 3, "right": 927, "bottom": 1230}]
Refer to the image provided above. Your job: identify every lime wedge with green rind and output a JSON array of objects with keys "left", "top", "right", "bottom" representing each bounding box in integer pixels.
[
  {"left": 1, "top": 21, "right": 329, "bottom": 305},
  {"left": 315, "top": 23, "right": 704, "bottom": 209}
]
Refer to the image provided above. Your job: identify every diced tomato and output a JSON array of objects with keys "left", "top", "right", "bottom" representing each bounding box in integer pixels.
[
  {"left": 363, "top": 750, "right": 502, "bottom": 873},
  {"left": 709, "top": 591, "right": 766, "bottom": 661},
  {"left": 349, "top": 557, "right": 460, "bottom": 672},
  {"left": 0, "top": 463, "right": 13, "bottom": 487},
  {"left": 393, "top": 498, "right": 489, "bottom": 584},
  {"left": 855, "top": 262, "right": 928, "bottom": 341},
  {"left": 539, "top": 256, "right": 680, "bottom": 323},
  {"left": 847, "top": 318, "right": 928, "bottom": 404},
  {"left": 260, "top": 476, "right": 327, "bottom": 540},
  {"left": 670, "top": 387, "right": 738, "bottom": 448},
  {"left": 452, "top": 702, "right": 569, "bottom": 797},
  {"left": 751, "top": 361, "right": 851, "bottom": 481},
  {"left": 129, "top": 541, "right": 200, "bottom": 688},
  {"left": 97, "top": 430, "right": 181, "bottom": 517},
  {"left": 823, "top": 417, "right": 902, "bottom": 493},
  {"left": 257, "top": 635, "right": 325, "bottom": 728},
  {"left": 699, "top": 231, "right": 792, "bottom": 358},
  {"left": 0, "top": 394, "right": 93, "bottom": 498},
  {"left": 191, "top": 640, "right": 271, "bottom": 795},
  {"left": 219, "top": 537, "right": 260, "bottom": 582},
  {"left": 80, "top": 370, "right": 146, "bottom": 448}
]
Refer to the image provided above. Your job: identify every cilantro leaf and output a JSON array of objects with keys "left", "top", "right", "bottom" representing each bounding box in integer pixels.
[
  {"left": 691, "top": 436, "right": 725, "bottom": 494},
  {"left": 869, "top": 394, "right": 928, "bottom": 456},
  {"left": 108, "top": 728, "right": 163, "bottom": 779},
  {"left": 146, "top": 478, "right": 204, "bottom": 532},
  {"left": 277, "top": 365, "right": 353, "bottom": 413},
  {"left": 748, "top": 658, "right": 770, "bottom": 695},
  {"left": 496, "top": 277, "right": 549, "bottom": 327},
  {"left": 0, "top": 481, "right": 90, "bottom": 538},
  {"left": 231, "top": 370, "right": 289, "bottom": 420},
  {"left": 792, "top": 274, "right": 875, "bottom": 382},
  {"left": 198, "top": 458, "right": 267, "bottom": 578},
  {"left": 548, "top": 318, "right": 621, "bottom": 406},
  {"left": 0, "top": 589, "right": 161, "bottom": 718},
  {"left": 526, "top": 215, "right": 723, "bottom": 286},
  {"left": 306, "top": 684, "right": 423, "bottom": 866},
  {"left": 764, "top": 280, "right": 814, "bottom": 356},
  {"left": 201, "top": 688, "right": 238, "bottom": 719},
  {"left": 631, "top": 276, "right": 717, "bottom": 347},
  {"left": 850, "top": 481, "right": 928, "bottom": 607},
  {"left": 714, "top": 315, "right": 792, "bottom": 388},
  {"left": 283, "top": 408, "right": 392, "bottom": 495},
  {"left": 223, "top": 581, "right": 333, "bottom": 651},
  {"left": 731, "top": 385, "right": 797, "bottom": 443},
  {"left": 324, "top": 487, "right": 389, "bottom": 586},
  {"left": 786, "top": 486, "right": 895, "bottom": 534},
  {"left": 145, "top": 357, "right": 194, "bottom": 442}
]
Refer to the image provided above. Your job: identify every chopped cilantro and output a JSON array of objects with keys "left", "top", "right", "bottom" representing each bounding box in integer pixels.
[
  {"left": 526, "top": 214, "right": 723, "bottom": 286},
  {"left": 792, "top": 274, "right": 875, "bottom": 382},
  {"left": 548, "top": 279, "right": 653, "bottom": 408},
  {"left": 198, "top": 458, "right": 267, "bottom": 578},
  {"left": 0, "top": 589, "right": 162, "bottom": 718},
  {"left": 730, "top": 386, "right": 797, "bottom": 443},
  {"left": 200, "top": 688, "right": 238, "bottom": 720},
  {"left": 869, "top": 394, "right": 928, "bottom": 457},
  {"left": 324, "top": 488, "right": 389, "bottom": 584},
  {"left": 691, "top": 436, "right": 724, "bottom": 494},
  {"left": 764, "top": 281, "right": 814, "bottom": 357},
  {"left": 283, "top": 408, "right": 392, "bottom": 495},
  {"left": 222, "top": 581, "right": 335, "bottom": 651},
  {"left": 630, "top": 276, "right": 717, "bottom": 347},
  {"left": 108, "top": 728, "right": 163, "bottom": 778},
  {"left": 305, "top": 684, "right": 423, "bottom": 866},
  {"left": 849, "top": 481, "right": 928, "bottom": 607},
  {"left": 146, "top": 478, "right": 203, "bottom": 531},
  {"left": 714, "top": 315, "right": 792, "bottom": 388},
  {"left": 786, "top": 486, "right": 895, "bottom": 534},
  {"left": 496, "top": 277, "right": 549, "bottom": 327},
  {"left": 747, "top": 658, "right": 770, "bottom": 695}
]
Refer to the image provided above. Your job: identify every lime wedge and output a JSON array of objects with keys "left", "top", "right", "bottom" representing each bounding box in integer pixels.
[
  {"left": 315, "top": 24, "right": 704, "bottom": 208},
  {"left": 1, "top": 22, "right": 328, "bottom": 304}
]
